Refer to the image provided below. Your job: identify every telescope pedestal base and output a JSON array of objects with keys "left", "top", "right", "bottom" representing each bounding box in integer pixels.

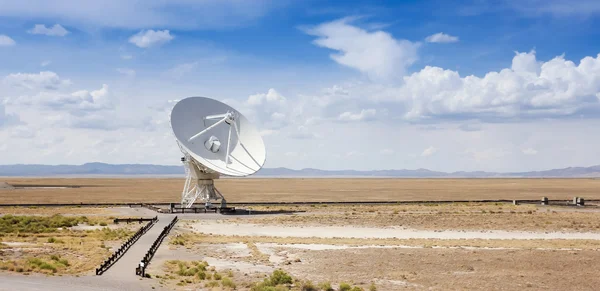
[{"left": 181, "top": 159, "right": 226, "bottom": 208}]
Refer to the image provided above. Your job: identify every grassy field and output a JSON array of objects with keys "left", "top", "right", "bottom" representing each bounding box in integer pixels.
[{"left": 1, "top": 177, "right": 600, "bottom": 204}]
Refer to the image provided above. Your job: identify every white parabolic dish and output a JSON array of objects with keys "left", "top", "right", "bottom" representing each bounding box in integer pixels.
[{"left": 170, "top": 97, "right": 266, "bottom": 177}]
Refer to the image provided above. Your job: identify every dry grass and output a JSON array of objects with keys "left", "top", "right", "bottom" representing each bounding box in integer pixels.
[
  {"left": 239, "top": 204, "right": 600, "bottom": 232},
  {"left": 0, "top": 216, "right": 135, "bottom": 275},
  {"left": 2, "top": 178, "right": 600, "bottom": 204},
  {"left": 0, "top": 206, "right": 114, "bottom": 216},
  {"left": 284, "top": 247, "right": 600, "bottom": 291}
]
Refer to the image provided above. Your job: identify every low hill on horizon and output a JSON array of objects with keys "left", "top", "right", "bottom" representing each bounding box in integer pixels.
[{"left": 1, "top": 162, "right": 600, "bottom": 178}]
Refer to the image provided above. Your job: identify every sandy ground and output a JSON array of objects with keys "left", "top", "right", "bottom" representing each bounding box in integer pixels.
[
  {"left": 188, "top": 220, "right": 600, "bottom": 240},
  {"left": 3, "top": 202, "right": 600, "bottom": 290},
  {"left": 3, "top": 177, "right": 600, "bottom": 204}
]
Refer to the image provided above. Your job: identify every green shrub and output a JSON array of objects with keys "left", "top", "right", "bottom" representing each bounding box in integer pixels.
[
  {"left": 205, "top": 281, "right": 220, "bottom": 288},
  {"left": 213, "top": 272, "right": 222, "bottom": 280},
  {"left": 48, "top": 237, "right": 57, "bottom": 243},
  {"left": 197, "top": 271, "right": 206, "bottom": 280},
  {"left": 221, "top": 277, "right": 236, "bottom": 289},
  {"left": 50, "top": 255, "right": 60, "bottom": 261},
  {"left": 369, "top": 283, "right": 377, "bottom": 291},
  {"left": 350, "top": 287, "right": 364, "bottom": 291},
  {"left": 339, "top": 283, "right": 352, "bottom": 291},
  {"left": 39, "top": 263, "right": 57, "bottom": 273},
  {"left": 301, "top": 280, "right": 317, "bottom": 291},
  {"left": 99, "top": 222, "right": 107, "bottom": 226},
  {"left": 0, "top": 214, "right": 90, "bottom": 233},
  {"left": 269, "top": 269, "right": 292, "bottom": 285},
  {"left": 318, "top": 282, "right": 334, "bottom": 291}
]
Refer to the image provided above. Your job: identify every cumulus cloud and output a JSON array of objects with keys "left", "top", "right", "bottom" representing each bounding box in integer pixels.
[
  {"left": 0, "top": 34, "right": 15, "bottom": 46},
  {"left": 28, "top": 24, "right": 69, "bottom": 36},
  {"left": 14, "top": 84, "right": 112, "bottom": 111},
  {"left": 129, "top": 29, "right": 174, "bottom": 48},
  {"left": 0, "top": 103, "right": 19, "bottom": 127},
  {"left": 247, "top": 88, "right": 286, "bottom": 106},
  {"left": 398, "top": 51, "right": 600, "bottom": 121},
  {"left": 338, "top": 109, "right": 377, "bottom": 122},
  {"left": 3, "top": 71, "right": 72, "bottom": 90},
  {"left": 425, "top": 32, "right": 459, "bottom": 43},
  {"left": 421, "top": 146, "right": 437, "bottom": 157},
  {"left": 304, "top": 18, "right": 419, "bottom": 80}
]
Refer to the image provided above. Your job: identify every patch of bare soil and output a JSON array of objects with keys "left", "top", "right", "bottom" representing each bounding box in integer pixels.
[
  {"left": 284, "top": 247, "right": 600, "bottom": 290},
  {"left": 240, "top": 204, "right": 600, "bottom": 232}
]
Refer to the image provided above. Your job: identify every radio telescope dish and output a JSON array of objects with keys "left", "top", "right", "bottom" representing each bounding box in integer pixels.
[{"left": 170, "top": 97, "right": 266, "bottom": 208}]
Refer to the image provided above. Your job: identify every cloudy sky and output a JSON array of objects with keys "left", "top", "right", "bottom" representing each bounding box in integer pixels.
[{"left": 1, "top": 0, "right": 600, "bottom": 172}]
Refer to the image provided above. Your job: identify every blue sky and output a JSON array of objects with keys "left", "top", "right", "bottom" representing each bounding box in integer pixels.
[{"left": 1, "top": 0, "right": 600, "bottom": 172}]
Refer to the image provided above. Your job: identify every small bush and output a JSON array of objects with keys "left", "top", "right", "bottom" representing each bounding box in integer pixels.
[
  {"left": 197, "top": 271, "right": 206, "bottom": 280},
  {"left": 301, "top": 280, "right": 317, "bottom": 291},
  {"left": 205, "top": 281, "right": 220, "bottom": 288},
  {"left": 39, "top": 263, "right": 57, "bottom": 273},
  {"left": 48, "top": 237, "right": 57, "bottom": 243},
  {"left": 318, "top": 282, "right": 334, "bottom": 291},
  {"left": 369, "top": 282, "right": 377, "bottom": 291},
  {"left": 221, "top": 277, "right": 236, "bottom": 289},
  {"left": 339, "top": 283, "right": 352, "bottom": 291},
  {"left": 213, "top": 272, "right": 222, "bottom": 280},
  {"left": 350, "top": 287, "right": 364, "bottom": 291},
  {"left": 50, "top": 255, "right": 60, "bottom": 261},
  {"left": 99, "top": 222, "right": 108, "bottom": 226},
  {"left": 269, "top": 269, "right": 292, "bottom": 285}
]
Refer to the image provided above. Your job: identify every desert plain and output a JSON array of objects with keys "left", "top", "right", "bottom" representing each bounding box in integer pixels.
[{"left": 1, "top": 177, "right": 600, "bottom": 290}]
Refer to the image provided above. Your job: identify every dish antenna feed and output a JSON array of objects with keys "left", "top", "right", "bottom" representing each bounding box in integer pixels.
[{"left": 170, "top": 97, "right": 266, "bottom": 208}]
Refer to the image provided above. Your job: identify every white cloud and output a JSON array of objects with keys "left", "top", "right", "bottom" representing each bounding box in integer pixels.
[
  {"left": 425, "top": 32, "right": 459, "bottom": 43},
  {"left": 3, "top": 71, "right": 72, "bottom": 90},
  {"left": 0, "top": 103, "right": 19, "bottom": 127},
  {"left": 0, "top": 34, "right": 15, "bottom": 46},
  {"left": 338, "top": 109, "right": 377, "bottom": 122},
  {"left": 116, "top": 68, "right": 136, "bottom": 77},
  {"left": 247, "top": 88, "right": 287, "bottom": 106},
  {"left": 40, "top": 60, "right": 52, "bottom": 67},
  {"left": 129, "top": 29, "right": 174, "bottom": 48},
  {"left": 121, "top": 55, "right": 133, "bottom": 60},
  {"left": 14, "top": 84, "right": 112, "bottom": 112},
  {"left": 399, "top": 51, "right": 600, "bottom": 121},
  {"left": 28, "top": 24, "right": 69, "bottom": 36},
  {"left": 421, "top": 146, "right": 438, "bottom": 157},
  {"left": 522, "top": 148, "right": 538, "bottom": 155},
  {"left": 304, "top": 18, "right": 419, "bottom": 80}
]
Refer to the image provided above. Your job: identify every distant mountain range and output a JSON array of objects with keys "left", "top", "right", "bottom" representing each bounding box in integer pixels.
[{"left": 1, "top": 162, "right": 600, "bottom": 177}]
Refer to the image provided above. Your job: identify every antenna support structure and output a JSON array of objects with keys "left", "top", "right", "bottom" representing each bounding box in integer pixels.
[
  {"left": 170, "top": 97, "right": 266, "bottom": 209},
  {"left": 179, "top": 144, "right": 226, "bottom": 208}
]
